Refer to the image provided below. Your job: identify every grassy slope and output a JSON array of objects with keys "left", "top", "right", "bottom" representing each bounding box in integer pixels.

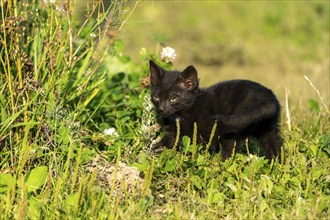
[
  {"left": 0, "top": 1, "right": 329, "bottom": 219},
  {"left": 119, "top": 1, "right": 330, "bottom": 219},
  {"left": 121, "top": 1, "right": 329, "bottom": 107}
]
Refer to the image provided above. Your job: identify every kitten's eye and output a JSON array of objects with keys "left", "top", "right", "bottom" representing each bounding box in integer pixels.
[
  {"left": 153, "top": 96, "right": 160, "bottom": 102},
  {"left": 169, "top": 98, "right": 177, "bottom": 103}
]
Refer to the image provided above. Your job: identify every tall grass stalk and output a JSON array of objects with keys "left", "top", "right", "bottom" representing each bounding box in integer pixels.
[
  {"left": 285, "top": 87, "right": 291, "bottom": 131},
  {"left": 304, "top": 75, "right": 329, "bottom": 114},
  {"left": 173, "top": 118, "right": 181, "bottom": 150},
  {"left": 192, "top": 122, "right": 198, "bottom": 160},
  {"left": 206, "top": 120, "right": 218, "bottom": 151}
]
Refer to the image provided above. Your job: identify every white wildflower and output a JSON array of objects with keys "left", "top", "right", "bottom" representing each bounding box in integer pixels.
[
  {"left": 139, "top": 95, "right": 159, "bottom": 137},
  {"left": 297, "top": 196, "right": 304, "bottom": 204},
  {"left": 90, "top": 33, "right": 97, "bottom": 38},
  {"left": 55, "top": 6, "right": 63, "bottom": 12},
  {"left": 160, "top": 46, "right": 177, "bottom": 63},
  {"left": 43, "top": 0, "right": 55, "bottom": 4},
  {"left": 260, "top": 174, "right": 271, "bottom": 180},
  {"left": 104, "top": 128, "right": 119, "bottom": 137},
  {"left": 247, "top": 154, "right": 258, "bottom": 162},
  {"left": 144, "top": 94, "right": 154, "bottom": 112}
]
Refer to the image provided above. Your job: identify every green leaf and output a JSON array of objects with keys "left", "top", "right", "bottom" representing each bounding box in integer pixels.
[
  {"left": 307, "top": 99, "right": 320, "bottom": 113},
  {"left": 164, "top": 157, "right": 177, "bottom": 172},
  {"left": 190, "top": 175, "right": 202, "bottom": 190},
  {"left": 27, "top": 196, "right": 42, "bottom": 219},
  {"left": 81, "top": 147, "right": 96, "bottom": 164},
  {"left": 139, "top": 47, "right": 148, "bottom": 60},
  {"left": 182, "top": 136, "right": 191, "bottom": 148},
  {"left": 196, "top": 154, "right": 207, "bottom": 166},
  {"left": 83, "top": 87, "right": 101, "bottom": 107},
  {"left": 259, "top": 175, "right": 273, "bottom": 195},
  {"left": 0, "top": 173, "right": 15, "bottom": 193},
  {"left": 209, "top": 191, "right": 225, "bottom": 204},
  {"left": 288, "top": 176, "right": 301, "bottom": 189},
  {"left": 64, "top": 192, "right": 80, "bottom": 210},
  {"left": 225, "top": 179, "right": 238, "bottom": 192},
  {"left": 181, "top": 136, "right": 191, "bottom": 153},
  {"left": 259, "top": 200, "right": 269, "bottom": 213},
  {"left": 133, "top": 153, "right": 151, "bottom": 172},
  {"left": 58, "top": 126, "right": 70, "bottom": 145},
  {"left": 76, "top": 48, "right": 94, "bottom": 85},
  {"left": 137, "top": 195, "right": 154, "bottom": 212},
  {"left": 309, "top": 144, "right": 318, "bottom": 157},
  {"left": 22, "top": 166, "right": 48, "bottom": 193}
]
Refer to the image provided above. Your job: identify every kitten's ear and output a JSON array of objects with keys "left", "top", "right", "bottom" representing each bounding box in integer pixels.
[
  {"left": 149, "top": 60, "right": 163, "bottom": 86},
  {"left": 179, "top": 65, "right": 199, "bottom": 90}
]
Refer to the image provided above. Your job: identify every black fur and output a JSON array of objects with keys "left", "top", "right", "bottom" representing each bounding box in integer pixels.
[{"left": 149, "top": 60, "right": 282, "bottom": 160}]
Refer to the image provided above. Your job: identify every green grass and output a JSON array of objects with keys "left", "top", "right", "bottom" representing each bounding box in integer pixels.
[
  {"left": 122, "top": 1, "right": 330, "bottom": 105},
  {"left": 0, "top": 1, "right": 329, "bottom": 219}
]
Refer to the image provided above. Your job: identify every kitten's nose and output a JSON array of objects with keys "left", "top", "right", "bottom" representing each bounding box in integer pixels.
[{"left": 158, "top": 106, "right": 164, "bottom": 114}]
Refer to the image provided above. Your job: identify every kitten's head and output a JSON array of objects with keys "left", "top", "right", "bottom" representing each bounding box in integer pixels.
[{"left": 149, "top": 60, "right": 199, "bottom": 117}]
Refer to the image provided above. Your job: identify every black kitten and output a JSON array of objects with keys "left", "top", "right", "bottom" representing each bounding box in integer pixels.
[{"left": 149, "top": 60, "right": 282, "bottom": 160}]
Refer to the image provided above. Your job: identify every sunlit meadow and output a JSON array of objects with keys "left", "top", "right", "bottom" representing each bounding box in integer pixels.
[{"left": 0, "top": 1, "right": 329, "bottom": 219}]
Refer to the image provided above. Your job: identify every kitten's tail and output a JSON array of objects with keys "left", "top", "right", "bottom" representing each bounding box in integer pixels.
[{"left": 215, "top": 102, "right": 280, "bottom": 132}]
